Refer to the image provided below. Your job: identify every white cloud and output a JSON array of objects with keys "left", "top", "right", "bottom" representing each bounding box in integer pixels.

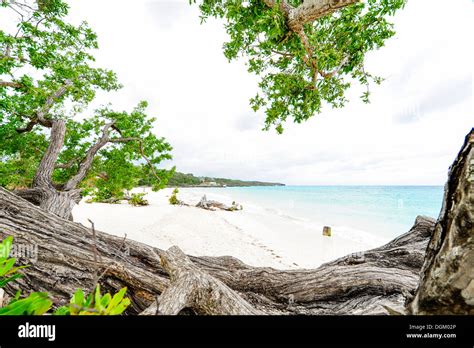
[{"left": 66, "top": 0, "right": 473, "bottom": 185}]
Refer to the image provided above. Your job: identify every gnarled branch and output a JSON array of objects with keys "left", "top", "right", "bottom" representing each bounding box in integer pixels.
[
  {"left": 157, "top": 246, "right": 262, "bottom": 315},
  {"left": 35, "top": 79, "right": 73, "bottom": 128},
  {"left": 288, "top": 0, "right": 360, "bottom": 30},
  {"left": 55, "top": 157, "right": 80, "bottom": 170},
  {"left": 62, "top": 122, "right": 115, "bottom": 191},
  {"left": 263, "top": 0, "right": 357, "bottom": 87},
  {"left": 32, "top": 119, "right": 66, "bottom": 188},
  {"left": 15, "top": 79, "right": 73, "bottom": 133}
]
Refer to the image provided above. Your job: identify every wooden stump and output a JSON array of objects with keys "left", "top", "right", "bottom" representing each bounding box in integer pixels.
[{"left": 323, "top": 226, "right": 332, "bottom": 237}]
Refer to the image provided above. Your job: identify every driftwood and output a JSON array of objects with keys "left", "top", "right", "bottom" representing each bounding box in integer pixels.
[
  {"left": 0, "top": 185, "right": 433, "bottom": 315},
  {"left": 196, "top": 195, "right": 242, "bottom": 211},
  {"left": 156, "top": 246, "right": 262, "bottom": 315},
  {"left": 0, "top": 128, "right": 472, "bottom": 315}
]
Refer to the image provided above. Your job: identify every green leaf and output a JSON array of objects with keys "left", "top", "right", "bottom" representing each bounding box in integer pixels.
[
  {"left": 0, "top": 292, "right": 52, "bottom": 316},
  {"left": 0, "top": 258, "right": 16, "bottom": 276},
  {"left": 105, "top": 287, "right": 127, "bottom": 314},
  {"left": 100, "top": 293, "right": 111, "bottom": 308},
  {"left": 94, "top": 285, "right": 103, "bottom": 311},
  {"left": 107, "top": 297, "right": 131, "bottom": 315},
  {"left": 0, "top": 273, "right": 22, "bottom": 287},
  {"left": 53, "top": 306, "right": 71, "bottom": 316},
  {"left": 0, "top": 236, "right": 13, "bottom": 261},
  {"left": 71, "top": 288, "right": 84, "bottom": 307}
]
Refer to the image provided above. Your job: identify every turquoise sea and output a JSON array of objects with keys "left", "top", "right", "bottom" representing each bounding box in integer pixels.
[{"left": 202, "top": 186, "right": 444, "bottom": 240}]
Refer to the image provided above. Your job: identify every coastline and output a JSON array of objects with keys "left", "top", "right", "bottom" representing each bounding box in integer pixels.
[{"left": 73, "top": 187, "right": 388, "bottom": 269}]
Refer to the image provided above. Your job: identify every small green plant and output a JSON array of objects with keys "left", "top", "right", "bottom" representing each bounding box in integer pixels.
[
  {"left": 0, "top": 291, "right": 52, "bottom": 315},
  {"left": 0, "top": 236, "right": 130, "bottom": 316},
  {"left": 0, "top": 236, "right": 27, "bottom": 287},
  {"left": 0, "top": 236, "right": 52, "bottom": 315},
  {"left": 90, "top": 186, "right": 124, "bottom": 204},
  {"left": 55, "top": 285, "right": 130, "bottom": 315},
  {"left": 128, "top": 193, "right": 149, "bottom": 207},
  {"left": 169, "top": 188, "right": 180, "bottom": 205}
]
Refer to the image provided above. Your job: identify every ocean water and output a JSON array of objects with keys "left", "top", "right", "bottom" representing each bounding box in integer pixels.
[{"left": 202, "top": 186, "right": 444, "bottom": 240}]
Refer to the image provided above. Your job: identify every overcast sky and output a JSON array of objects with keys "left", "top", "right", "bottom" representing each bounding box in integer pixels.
[{"left": 67, "top": 0, "right": 473, "bottom": 185}]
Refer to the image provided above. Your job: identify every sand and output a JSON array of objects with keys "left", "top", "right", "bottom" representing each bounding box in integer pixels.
[{"left": 73, "top": 187, "right": 389, "bottom": 270}]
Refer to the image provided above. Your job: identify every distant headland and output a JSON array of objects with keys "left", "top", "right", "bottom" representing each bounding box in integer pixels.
[{"left": 166, "top": 172, "right": 285, "bottom": 188}]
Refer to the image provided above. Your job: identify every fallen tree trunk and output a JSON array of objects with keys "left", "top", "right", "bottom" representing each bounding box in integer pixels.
[{"left": 0, "top": 186, "right": 433, "bottom": 315}]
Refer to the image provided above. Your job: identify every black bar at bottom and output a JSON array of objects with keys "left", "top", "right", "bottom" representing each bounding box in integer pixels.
[{"left": 0, "top": 315, "right": 471, "bottom": 347}]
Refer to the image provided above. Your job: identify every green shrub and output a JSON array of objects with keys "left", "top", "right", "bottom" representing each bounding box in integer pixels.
[
  {"left": 128, "top": 193, "right": 149, "bottom": 207},
  {"left": 169, "top": 188, "right": 180, "bottom": 205},
  {"left": 90, "top": 186, "right": 124, "bottom": 203}
]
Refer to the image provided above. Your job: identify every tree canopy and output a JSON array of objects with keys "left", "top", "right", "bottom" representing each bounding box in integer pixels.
[
  {"left": 0, "top": 0, "right": 173, "bottom": 204},
  {"left": 193, "top": 0, "right": 405, "bottom": 133},
  {"left": 1, "top": 0, "right": 406, "bottom": 216}
]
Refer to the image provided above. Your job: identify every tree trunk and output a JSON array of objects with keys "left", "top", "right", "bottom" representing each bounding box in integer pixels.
[
  {"left": 409, "top": 129, "right": 474, "bottom": 314},
  {"left": 0, "top": 185, "right": 434, "bottom": 315},
  {"left": 15, "top": 187, "right": 80, "bottom": 221},
  {"left": 15, "top": 119, "right": 80, "bottom": 220}
]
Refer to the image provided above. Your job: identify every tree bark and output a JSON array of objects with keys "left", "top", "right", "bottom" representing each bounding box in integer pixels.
[
  {"left": 15, "top": 119, "right": 79, "bottom": 220},
  {"left": 32, "top": 119, "right": 66, "bottom": 189},
  {"left": 156, "top": 246, "right": 262, "bottom": 315},
  {"left": 263, "top": 0, "right": 360, "bottom": 31},
  {"left": 287, "top": 0, "right": 359, "bottom": 31},
  {"left": 409, "top": 129, "right": 474, "bottom": 314},
  {"left": 0, "top": 185, "right": 434, "bottom": 315}
]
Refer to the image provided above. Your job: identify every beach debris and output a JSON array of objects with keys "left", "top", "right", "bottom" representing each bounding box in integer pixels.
[
  {"left": 323, "top": 226, "right": 332, "bottom": 237},
  {"left": 196, "top": 195, "right": 243, "bottom": 211},
  {"left": 83, "top": 191, "right": 149, "bottom": 206}
]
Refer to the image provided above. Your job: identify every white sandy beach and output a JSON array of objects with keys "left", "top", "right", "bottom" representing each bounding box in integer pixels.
[{"left": 73, "top": 187, "right": 389, "bottom": 270}]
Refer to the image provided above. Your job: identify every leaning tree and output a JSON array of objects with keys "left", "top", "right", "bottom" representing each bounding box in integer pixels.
[
  {"left": 193, "top": 0, "right": 405, "bottom": 132},
  {"left": 0, "top": 0, "right": 173, "bottom": 219}
]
